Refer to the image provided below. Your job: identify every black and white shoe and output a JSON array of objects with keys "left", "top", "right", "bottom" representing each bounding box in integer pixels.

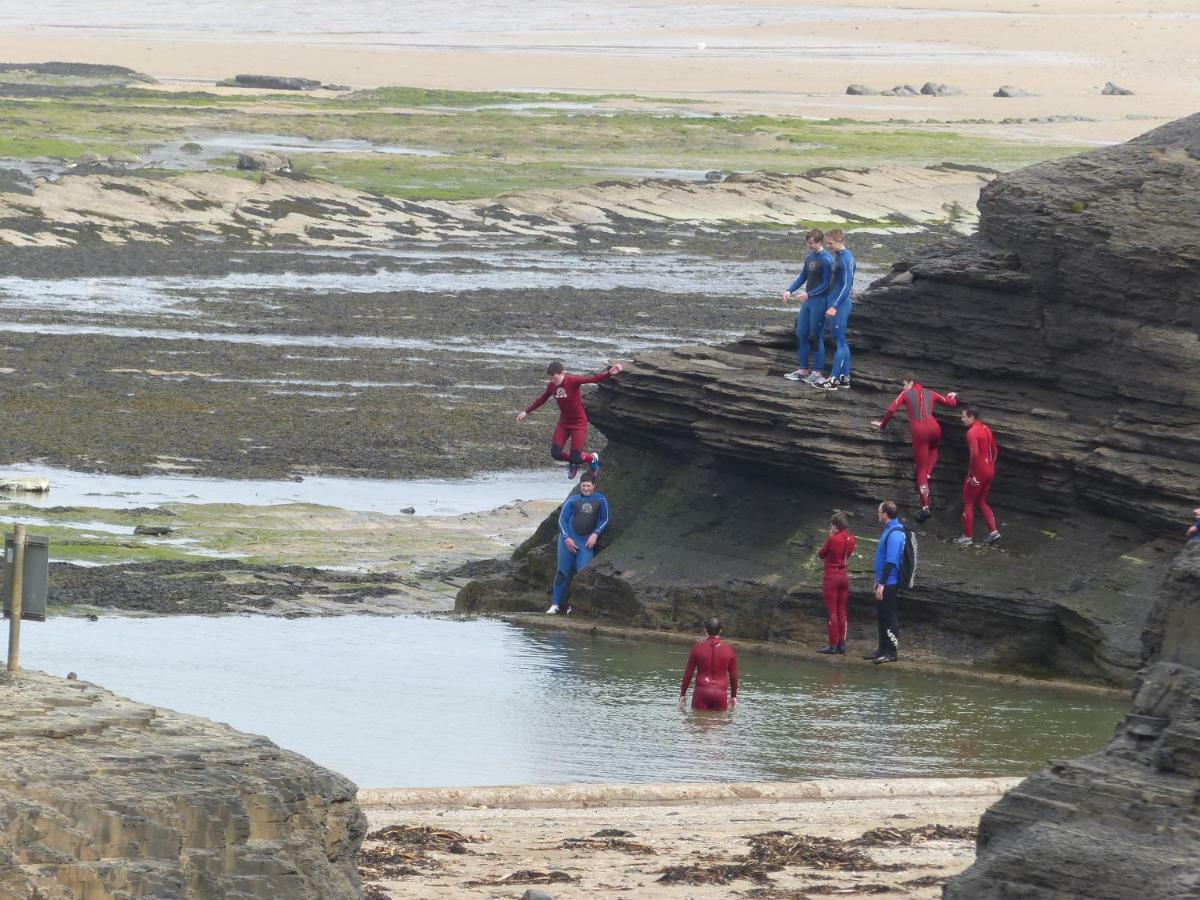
[
  {"left": 952, "top": 536, "right": 973, "bottom": 546},
  {"left": 915, "top": 507, "right": 932, "bottom": 522},
  {"left": 567, "top": 463, "right": 579, "bottom": 479},
  {"left": 784, "top": 369, "right": 808, "bottom": 381},
  {"left": 812, "top": 377, "right": 838, "bottom": 391},
  {"left": 985, "top": 530, "right": 1003, "bottom": 544},
  {"left": 872, "top": 655, "right": 898, "bottom": 665},
  {"left": 838, "top": 376, "right": 851, "bottom": 390}
]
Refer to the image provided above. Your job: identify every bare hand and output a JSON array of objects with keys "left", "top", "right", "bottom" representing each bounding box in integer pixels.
[
  {"left": 585, "top": 533, "right": 598, "bottom": 550},
  {"left": 516, "top": 411, "right": 527, "bottom": 422},
  {"left": 874, "top": 583, "right": 884, "bottom": 602},
  {"left": 608, "top": 363, "right": 623, "bottom": 375},
  {"left": 870, "top": 420, "right": 884, "bottom": 429},
  {"left": 968, "top": 476, "right": 980, "bottom": 486},
  {"left": 797, "top": 291, "right": 809, "bottom": 302},
  {"left": 678, "top": 695, "right": 687, "bottom": 708},
  {"left": 730, "top": 697, "right": 738, "bottom": 710},
  {"left": 565, "top": 537, "right": 578, "bottom": 553},
  {"left": 781, "top": 291, "right": 792, "bottom": 303},
  {"left": 825, "top": 307, "right": 837, "bottom": 318},
  {"left": 947, "top": 392, "right": 958, "bottom": 401}
]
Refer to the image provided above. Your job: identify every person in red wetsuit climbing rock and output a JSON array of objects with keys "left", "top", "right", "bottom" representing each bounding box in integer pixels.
[
  {"left": 871, "top": 374, "right": 958, "bottom": 521},
  {"left": 816, "top": 510, "right": 856, "bottom": 655},
  {"left": 517, "top": 359, "right": 623, "bottom": 478},
  {"left": 954, "top": 406, "right": 1002, "bottom": 546},
  {"left": 679, "top": 618, "right": 739, "bottom": 711}
]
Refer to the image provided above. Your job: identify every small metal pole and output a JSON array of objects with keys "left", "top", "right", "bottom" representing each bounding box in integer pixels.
[{"left": 7, "top": 524, "right": 26, "bottom": 673}]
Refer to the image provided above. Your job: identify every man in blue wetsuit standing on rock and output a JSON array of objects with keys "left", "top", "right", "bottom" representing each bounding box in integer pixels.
[
  {"left": 547, "top": 472, "right": 610, "bottom": 614},
  {"left": 869, "top": 500, "right": 905, "bottom": 664},
  {"left": 814, "top": 228, "right": 856, "bottom": 391},
  {"left": 781, "top": 228, "right": 834, "bottom": 383}
]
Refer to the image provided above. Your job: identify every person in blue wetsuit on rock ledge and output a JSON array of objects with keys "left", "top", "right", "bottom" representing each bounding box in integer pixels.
[
  {"left": 547, "top": 472, "right": 610, "bottom": 614},
  {"left": 781, "top": 228, "right": 834, "bottom": 384},
  {"left": 814, "top": 228, "right": 856, "bottom": 391}
]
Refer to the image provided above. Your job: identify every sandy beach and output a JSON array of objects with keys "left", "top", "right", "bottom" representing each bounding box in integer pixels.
[
  {"left": 357, "top": 778, "right": 1017, "bottom": 898},
  {"left": 2, "top": 0, "right": 1198, "bottom": 144}
]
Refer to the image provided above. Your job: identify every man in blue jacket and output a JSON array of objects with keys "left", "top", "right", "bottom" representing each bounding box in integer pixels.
[
  {"left": 869, "top": 500, "right": 905, "bottom": 663},
  {"left": 781, "top": 228, "right": 835, "bottom": 384},
  {"left": 815, "top": 228, "right": 856, "bottom": 391},
  {"left": 547, "top": 472, "right": 610, "bottom": 614}
]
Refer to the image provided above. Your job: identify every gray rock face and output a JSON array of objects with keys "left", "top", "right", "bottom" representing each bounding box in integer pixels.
[
  {"left": 458, "top": 113, "right": 1200, "bottom": 685},
  {"left": 845, "top": 84, "right": 878, "bottom": 96},
  {"left": 993, "top": 85, "right": 1033, "bottom": 97},
  {"left": 881, "top": 84, "right": 921, "bottom": 96},
  {"left": 944, "top": 545, "right": 1200, "bottom": 899},
  {"left": 0, "top": 671, "right": 366, "bottom": 898},
  {"left": 1102, "top": 81, "right": 1134, "bottom": 95}
]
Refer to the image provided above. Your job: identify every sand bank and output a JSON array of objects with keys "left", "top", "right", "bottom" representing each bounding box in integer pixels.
[
  {"left": 2, "top": 0, "right": 1197, "bottom": 143},
  {"left": 357, "top": 777, "right": 1017, "bottom": 898}
]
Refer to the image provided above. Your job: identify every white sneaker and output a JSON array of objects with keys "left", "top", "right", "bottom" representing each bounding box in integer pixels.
[
  {"left": 804, "top": 372, "right": 823, "bottom": 384},
  {"left": 545, "top": 605, "right": 560, "bottom": 614},
  {"left": 784, "top": 369, "right": 807, "bottom": 381},
  {"left": 952, "top": 536, "right": 973, "bottom": 546},
  {"left": 985, "top": 530, "right": 1002, "bottom": 544}
]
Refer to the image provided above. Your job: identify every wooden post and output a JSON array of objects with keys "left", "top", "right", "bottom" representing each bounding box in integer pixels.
[{"left": 7, "top": 524, "right": 26, "bottom": 673}]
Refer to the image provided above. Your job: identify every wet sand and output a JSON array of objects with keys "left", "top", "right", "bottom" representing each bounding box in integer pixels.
[
  {"left": 357, "top": 777, "right": 1016, "bottom": 898},
  {"left": 3, "top": 0, "right": 1197, "bottom": 143}
]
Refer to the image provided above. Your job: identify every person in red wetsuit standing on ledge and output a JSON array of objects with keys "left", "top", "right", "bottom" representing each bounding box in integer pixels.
[
  {"left": 816, "top": 510, "right": 856, "bottom": 655},
  {"left": 871, "top": 374, "right": 958, "bottom": 521},
  {"left": 954, "top": 406, "right": 1002, "bottom": 546},
  {"left": 517, "top": 359, "right": 623, "bottom": 478},
  {"left": 679, "top": 618, "right": 739, "bottom": 712}
]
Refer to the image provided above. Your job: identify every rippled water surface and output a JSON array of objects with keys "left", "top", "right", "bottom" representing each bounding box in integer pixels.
[{"left": 25, "top": 615, "right": 1125, "bottom": 789}]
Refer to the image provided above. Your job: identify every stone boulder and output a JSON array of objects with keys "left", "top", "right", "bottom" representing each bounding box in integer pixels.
[
  {"left": 1102, "top": 81, "right": 1134, "bottom": 95},
  {"left": 237, "top": 151, "right": 291, "bottom": 172},
  {"left": 993, "top": 85, "right": 1033, "bottom": 97},
  {"left": 0, "top": 671, "right": 365, "bottom": 898},
  {"left": 458, "top": 113, "right": 1200, "bottom": 686},
  {"left": 920, "top": 81, "right": 963, "bottom": 96},
  {"left": 845, "top": 84, "right": 878, "bottom": 96},
  {"left": 881, "top": 84, "right": 921, "bottom": 96}
]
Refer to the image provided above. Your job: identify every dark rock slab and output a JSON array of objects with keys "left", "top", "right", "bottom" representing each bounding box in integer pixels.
[
  {"left": 222, "top": 74, "right": 323, "bottom": 91},
  {"left": 1102, "top": 81, "right": 1134, "bottom": 96},
  {"left": 846, "top": 84, "right": 879, "bottom": 96},
  {"left": 993, "top": 85, "right": 1033, "bottom": 97}
]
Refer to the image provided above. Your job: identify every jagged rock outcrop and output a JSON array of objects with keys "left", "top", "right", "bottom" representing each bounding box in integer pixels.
[
  {"left": 0, "top": 671, "right": 365, "bottom": 898},
  {"left": 459, "top": 113, "right": 1200, "bottom": 686},
  {"left": 943, "top": 543, "right": 1200, "bottom": 899}
]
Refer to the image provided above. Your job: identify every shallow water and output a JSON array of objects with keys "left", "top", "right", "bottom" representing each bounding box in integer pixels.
[
  {"left": 0, "top": 464, "right": 569, "bottom": 515},
  {"left": 23, "top": 615, "right": 1125, "bottom": 789}
]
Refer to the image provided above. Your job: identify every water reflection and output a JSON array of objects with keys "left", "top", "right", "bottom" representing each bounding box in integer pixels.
[{"left": 22, "top": 615, "right": 1124, "bottom": 789}]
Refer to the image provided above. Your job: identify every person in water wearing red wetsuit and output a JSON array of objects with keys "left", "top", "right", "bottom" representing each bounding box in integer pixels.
[
  {"left": 679, "top": 618, "right": 739, "bottom": 712},
  {"left": 816, "top": 510, "right": 856, "bottom": 655},
  {"left": 954, "top": 407, "right": 1002, "bottom": 546},
  {"left": 871, "top": 374, "right": 958, "bottom": 521},
  {"left": 517, "top": 359, "right": 623, "bottom": 478}
]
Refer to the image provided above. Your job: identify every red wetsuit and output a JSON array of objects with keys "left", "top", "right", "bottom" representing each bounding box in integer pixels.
[
  {"left": 524, "top": 370, "right": 613, "bottom": 464},
  {"left": 818, "top": 529, "right": 856, "bottom": 648},
  {"left": 880, "top": 383, "right": 957, "bottom": 509},
  {"left": 680, "top": 636, "right": 739, "bottom": 711},
  {"left": 962, "top": 420, "right": 999, "bottom": 538}
]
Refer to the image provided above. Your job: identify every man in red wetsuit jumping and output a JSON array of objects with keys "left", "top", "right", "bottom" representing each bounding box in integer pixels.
[
  {"left": 679, "top": 618, "right": 739, "bottom": 712},
  {"left": 816, "top": 510, "right": 856, "bottom": 655},
  {"left": 954, "top": 406, "right": 1002, "bottom": 546},
  {"left": 871, "top": 374, "right": 958, "bottom": 521},
  {"left": 517, "top": 359, "right": 623, "bottom": 478}
]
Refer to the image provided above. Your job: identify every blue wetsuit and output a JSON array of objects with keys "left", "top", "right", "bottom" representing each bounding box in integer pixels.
[
  {"left": 872, "top": 517, "right": 906, "bottom": 659},
  {"left": 828, "top": 247, "right": 856, "bottom": 381},
  {"left": 787, "top": 249, "right": 834, "bottom": 370},
  {"left": 552, "top": 491, "right": 610, "bottom": 608}
]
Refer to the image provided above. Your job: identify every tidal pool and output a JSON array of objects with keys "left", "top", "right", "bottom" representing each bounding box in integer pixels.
[{"left": 23, "top": 615, "right": 1125, "bottom": 790}]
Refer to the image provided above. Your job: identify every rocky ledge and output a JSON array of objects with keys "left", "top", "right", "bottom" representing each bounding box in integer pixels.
[
  {"left": 0, "top": 671, "right": 365, "bottom": 898},
  {"left": 458, "top": 113, "right": 1200, "bottom": 687}
]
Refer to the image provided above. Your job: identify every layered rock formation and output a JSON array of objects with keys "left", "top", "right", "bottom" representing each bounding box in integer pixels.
[
  {"left": 944, "top": 543, "right": 1200, "bottom": 899},
  {"left": 459, "top": 113, "right": 1200, "bottom": 686},
  {"left": 0, "top": 671, "right": 365, "bottom": 899},
  {"left": 0, "top": 164, "right": 989, "bottom": 248}
]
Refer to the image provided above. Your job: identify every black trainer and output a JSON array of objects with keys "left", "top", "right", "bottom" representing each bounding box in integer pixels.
[
  {"left": 817, "top": 646, "right": 838, "bottom": 654},
  {"left": 835, "top": 645, "right": 846, "bottom": 655},
  {"left": 872, "top": 655, "right": 898, "bottom": 665},
  {"left": 863, "top": 651, "right": 884, "bottom": 660},
  {"left": 915, "top": 507, "right": 932, "bottom": 522}
]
